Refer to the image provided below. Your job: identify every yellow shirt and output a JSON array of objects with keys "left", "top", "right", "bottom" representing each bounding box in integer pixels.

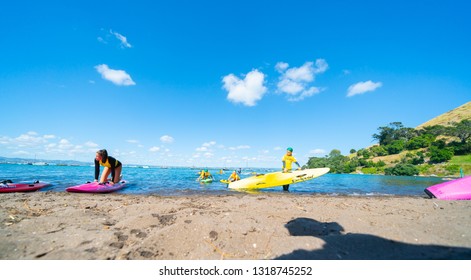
[
  {"left": 97, "top": 156, "right": 120, "bottom": 168},
  {"left": 99, "top": 159, "right": 112, "bottom": 168},
  {"left": 282, "top": 154, "right": 297, "bottom": 170},
  {"left": 200, "top": 171, "right": 211, "bottom": 178},
  {"left": 229, "top": 172, "right": 240, "bottom": 181}
]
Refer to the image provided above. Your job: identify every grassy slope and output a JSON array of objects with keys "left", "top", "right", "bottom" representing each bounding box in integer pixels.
[
  {"left": 416, "top": 101, "right": 471, "bottom": 129},
  {"left": 450, "top": 155, "right": 471, "bottom": 175},
  {"left": 363, "top": 153, "right": 469, "bottom": 177}
]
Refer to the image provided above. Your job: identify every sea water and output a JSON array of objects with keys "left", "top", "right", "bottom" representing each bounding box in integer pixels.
[{"left": 0, "top": 164, "right": 445, "bottom": 196}]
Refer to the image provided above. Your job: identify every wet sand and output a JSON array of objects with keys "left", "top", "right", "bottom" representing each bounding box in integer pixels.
[{"left": 1, "top": 192, "right": 470, "bottom": 260}]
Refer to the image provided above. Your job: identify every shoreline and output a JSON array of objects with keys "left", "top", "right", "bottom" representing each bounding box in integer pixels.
[{"left": 1, "top": 192, "right": 470, "bottom": 260}]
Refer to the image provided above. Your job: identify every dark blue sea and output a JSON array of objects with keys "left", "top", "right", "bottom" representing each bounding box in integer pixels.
[{"left": 0, "top": 164, "right": 445, "bottom": 196}]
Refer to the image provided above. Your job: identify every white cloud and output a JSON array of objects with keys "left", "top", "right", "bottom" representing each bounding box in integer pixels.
[
  {"left": 313, "top": 59, "right": 329, "bottom": 74},
  {"left": 195, "top": 141, "right": 217, "bottom": 154},
  {"left": 196, "top": 147, "right": 208, "bottom": 152},
  {"left": 14, "top": 131, "right": 49, "bottom": 147},
  {"left": 149, "top": 146, "right": 161, "bottom": 152},
  {"left": 125, "top": 140, "right": 145, "bottom": 148},
  {"left": 58, "top": 139, "right": 73, "bottom": 149},
  {"left": 284, "top": 62, "right": 315, "bottom": 82},
  {"left": 160, "top": 135, "right": 174, "bottom": 144},
  {"left": 222, "top": 69, "right": 267, "bottom": 106},
  {"left": 287, "top": 87, "right": 322, "bottom": 102},
  {"left": 84, "top": 141, "right": 99, "bottom": 148},
  {"left": 275, "top": 62, "right": 289, "bottom": 73},
  {"left": 110, "top": 30, "right": 132, "bottom": 48},
  {"left": 203, "top": 152, "right": 214, "bottom": 158},
  {"left": 0, "top": 136, "right": 10, "bottom": 145},
  {"left": 276, "top": 59, "right": 327, "bottom": 102},
  {"left": 277, "top": 79, "right": 305, "bottom": 95},
  {"left": 95, "top": 64, "right": 136, "bottom": 86},
  {"left": 202, "top": 141, "right": 216, "bottom": 147},
  {"left": 347, "top": 80, "right": 382, "bottom": 97},
  {"left": 228, "top": 145, "right": 251, "bottom": 150},
  {"left": 0, "top": 131, "right": 105, "bottom": 160}
]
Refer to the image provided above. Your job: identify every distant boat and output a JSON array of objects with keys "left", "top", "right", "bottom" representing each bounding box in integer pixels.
[{"left": 32, "top": 154, "right": 48, "bottom": 166}]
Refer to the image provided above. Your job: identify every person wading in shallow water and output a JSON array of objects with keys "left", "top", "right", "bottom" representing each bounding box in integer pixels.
[
  {"left": 227, "top": 170, "right": 241, "bottom": 182},
  {"left": 198, "top": 169, "right": 213, "bottom": 181},
  {"left": 94, "top": 149, "right": 122, "bottom": 185},
  {"left": 281, "top": 147, "right": 301, "bottom": 191}
]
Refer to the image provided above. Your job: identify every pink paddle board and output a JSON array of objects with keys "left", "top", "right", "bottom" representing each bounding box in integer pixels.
[
  {"left": 425, "top": 176, "right": 471, "bottom": 200},
  {"left": 66, "top": 181, "right": 127, "bottom": 193},
  {"left": 0, "top": 181, "right": 50, "bottom": 193}
]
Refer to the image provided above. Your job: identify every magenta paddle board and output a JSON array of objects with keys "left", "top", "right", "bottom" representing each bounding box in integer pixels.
[
  {"left": 425, "top": 176, "right": 471, "bottom": 200},
  {"left": 0, "top": 181, "right": 50, "bottom": 193},
  {"left": 66, "top": 181, "right": 127, "bottom": 193}
]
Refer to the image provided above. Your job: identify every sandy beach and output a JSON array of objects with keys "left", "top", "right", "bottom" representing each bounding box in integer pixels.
[{"left": 1, "top": 192, "right": 470, "bottom": 260}]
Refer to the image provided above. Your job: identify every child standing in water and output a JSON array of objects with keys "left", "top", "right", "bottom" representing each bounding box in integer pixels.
[{"left": 281, "top": 147, "right": 302, "bottom": 191}]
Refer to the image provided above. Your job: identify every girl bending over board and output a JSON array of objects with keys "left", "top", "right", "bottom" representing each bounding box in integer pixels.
[{"left": 94, "top": 149, "right": 122, "bottom": 184}]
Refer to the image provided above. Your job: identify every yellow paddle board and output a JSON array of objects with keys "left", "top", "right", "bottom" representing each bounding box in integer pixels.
[{"left": 228, "top": 168, "right": 330, "bottom": 190}]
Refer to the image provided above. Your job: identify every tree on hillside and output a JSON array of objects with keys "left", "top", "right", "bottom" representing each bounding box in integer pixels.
[
  {"left": 306, "top": 149, "right": 357, "bottom": 173},
  {"left": 329, "top": 149, "right": 342, "bottom": 158},
  {"left": 385, "top": 140, "right": 405, "bottom": 154},
  {"left": 372, "top": 122, "right": 401, "bottom": 146},
  {"left": 428, "top": 146, "right": 454, "bottom": 163},
  {"left": 418, "top": 125, "right": 447, "bottom": 137},
  {"left": 369, "top": 145, "right": 388, "bottom": 157},
  {"left": 447, "top": 120, "right": 471, "bottom": 143},
  {"left": 384, "top": 163, "right": 419, "bottom": 176},
  {"left": 372, "top": 122, "right": 417, "bottom": 146},
  {"left": 405, "top": 134, "right": 435, "bottom": 150}
]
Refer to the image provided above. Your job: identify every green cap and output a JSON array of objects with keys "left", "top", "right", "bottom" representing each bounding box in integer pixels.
[{"left": 287, "top": 147, "right": 293, "bottom": 152}]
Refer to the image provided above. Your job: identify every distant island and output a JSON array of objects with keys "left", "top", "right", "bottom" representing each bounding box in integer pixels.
[
  {"left": 305, "top": 101, "right": 471, "bottom": 177},
  {"left": 0, "top": 156, "right": 89, "bottom": 166}
]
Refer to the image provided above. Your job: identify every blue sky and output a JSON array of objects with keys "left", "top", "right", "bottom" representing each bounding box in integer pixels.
[{"left": 0, "top": 0, "right": 470, "bottom": 168}]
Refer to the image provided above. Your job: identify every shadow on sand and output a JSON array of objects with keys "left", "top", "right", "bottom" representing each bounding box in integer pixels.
[{"left": 275, "top": 217, "right": 471, "bottom": 260}]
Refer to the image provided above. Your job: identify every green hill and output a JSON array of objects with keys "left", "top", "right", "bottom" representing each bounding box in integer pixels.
[{"left": 371, "top": 101, "right": 470, "bottom": 162}]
